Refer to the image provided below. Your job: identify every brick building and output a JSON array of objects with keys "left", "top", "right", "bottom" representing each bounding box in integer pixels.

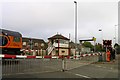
[{"left": 21, "top": 37, "right": 47, "bottom": 56}]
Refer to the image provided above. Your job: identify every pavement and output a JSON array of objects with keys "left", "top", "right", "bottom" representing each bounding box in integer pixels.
[{"left": 91, "top": 54, "right": 119, "bottom": 70}]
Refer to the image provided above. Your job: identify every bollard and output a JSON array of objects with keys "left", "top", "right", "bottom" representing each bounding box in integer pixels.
[
  {"left": 62, "top": 56, "right": 65, "bottom": 72},
  {"left": 103, "top": 52, "right": 106, "bottom": 62},
  {"left": 0, "top": 58, "right": 2, "bottom": 80},
  {"left": 98, "top": 52, "right": 103, "bottom": 62}
]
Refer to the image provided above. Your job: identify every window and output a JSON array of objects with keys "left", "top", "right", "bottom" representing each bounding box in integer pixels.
[
  {"left": 0, "top": 36, "right": 8, "bottom": 46},
  {"left": 62, "top": 50, "right": 65, "bottom": 53},
  {"left": 56, "top": 50, "right": 59, "bottom": 53},
  {"left": 35, "top": 43, "right": 38, "bottom": 46},
  {"left": 59, "top": 40, "right": 69, "bottom": 44},
  {"left": 41, "top": 43, "right": 44, "bottom": 47},
  {"left": 56, "top": 50, "right": 59, "bottom": 55},
  {"left": 23, "top": 42, "right": 26, "bottom": 46},
  {"left": 55, "top": 40, "right": 58, "bottom": 43},
  {"left": 13, "top": 37, "right": 20, "bottom": 42}
]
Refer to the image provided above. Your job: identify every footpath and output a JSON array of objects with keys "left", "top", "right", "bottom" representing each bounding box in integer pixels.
[{"left": 91, "top": 54, "right": 120, "bottom": 70}]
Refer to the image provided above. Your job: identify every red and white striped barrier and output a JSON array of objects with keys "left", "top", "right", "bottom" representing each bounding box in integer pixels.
[
  {"left": 0, "top": 53, "right": 99, "bottom": 59},
  {"left": 21, "top": 49, "right": 38, "bottom": 52}
]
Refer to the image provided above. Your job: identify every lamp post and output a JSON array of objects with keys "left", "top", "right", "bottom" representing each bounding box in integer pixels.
[
  {"left": 74, "top": 1, "right": 77, "bottom": 44},
  {"left": 29, "top": 38, "right": 33, "bottom": 50},
  {"left": 74, "top": 1, "right": 77, "bottom": 57},
  {"left": 28, "top": 38, "right": 33, "bottom": 55},
  {"left": 114, "top": 25, "right": 118, "bottom": 56},
  {"left": 98, "top": 29, "right": 103, "bottom": 45},
  {"left": 41, "top": 43, "right": 44, "bottom": 58},
  {"left": 114, "top": 25, "right": 117, "bottom": 44}
]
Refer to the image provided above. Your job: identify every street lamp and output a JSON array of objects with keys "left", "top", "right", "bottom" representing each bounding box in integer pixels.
[
  {"left": 114, "top": 25, "right": 118, "bottom": 44},
  {"left": 74, "top": 1, "right": 77, "bottom": 44},
  {"left": 41, "top": 43, "right": 44, "bottom": 58},
  {"left": 29, "top": 38, "right": 33, "bottom": 50},
  {"left": 98, "top": 29, "right": 103, "bottom": 45},
  {"left": 74, "top": 1, "right": 77, "bottom": 57}
]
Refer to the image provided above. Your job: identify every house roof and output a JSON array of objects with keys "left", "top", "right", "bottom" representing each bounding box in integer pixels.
[
  {"left": 48, "top": 34, "right": 69, "bottom": 40},
  {"left": 22, "top": 37, "right": 45, "bottom": 43},
  {"left": 22, "top": 37, "right": 47, "bottom": 49}
]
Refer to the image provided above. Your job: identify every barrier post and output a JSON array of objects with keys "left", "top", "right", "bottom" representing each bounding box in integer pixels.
[
  {"left": 0, "top": 57, "right": 2, "bottom": 80},
  {"left": 98, "top": 52, "right": 103, "bottom": 62},
  {"left": 62, "top": 55, "right": 65, "bottom": 72}
]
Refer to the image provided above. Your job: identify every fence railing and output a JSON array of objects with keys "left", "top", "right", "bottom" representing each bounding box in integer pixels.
[
  {"left": 1, "top": 53, "right": 100, "bottom": 78},
  {"left": 2, "top": 59, "right": 62, "bottom": 77}
]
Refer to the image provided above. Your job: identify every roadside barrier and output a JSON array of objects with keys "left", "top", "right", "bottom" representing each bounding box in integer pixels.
[
  {"left": 1, "top": 53, "right": 100, "bottom": 78},
  {"left": 0, "top": 53, "right": 99, "bottom": 59}
]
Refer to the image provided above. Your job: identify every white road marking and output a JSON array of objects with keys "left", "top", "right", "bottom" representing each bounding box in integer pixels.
[
  {"left": 97, "top": 66, "right": 102, "bottom": 67},
  {"left": 66, "top": 71, "right": 91, "bottom": 78},
  {"left": 75, "top": 73, "right": 91, "bottom": 78}
]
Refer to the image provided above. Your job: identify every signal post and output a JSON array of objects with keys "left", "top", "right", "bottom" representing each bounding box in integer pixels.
[{"left": 103, "top": 40, "right": 112, "bottom": 62}]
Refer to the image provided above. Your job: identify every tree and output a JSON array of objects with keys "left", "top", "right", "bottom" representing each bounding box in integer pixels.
[
  {"left": 114, "top": 43, "right": 119, "bottom": 48},
  {"left": 82, "top": 41, "right": 94, "bottom": 50},
  {"left": 114, "top": 43, "right": 120, "bottom": 54},
  {"left": 95, "top": 43, "right": 103, "bottom": 52},
  {"left": 117, "top": 45, "right": 120, "bottom": 54}
]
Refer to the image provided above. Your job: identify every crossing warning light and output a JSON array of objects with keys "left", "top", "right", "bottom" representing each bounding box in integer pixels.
[{"left": 103, "top": 40, "right": 112, "bottom": 47}]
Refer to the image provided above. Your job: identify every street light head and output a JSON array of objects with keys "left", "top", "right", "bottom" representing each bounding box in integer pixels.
[
  {"left": 74, "top": 1, "right": 77, "bottom": 3},
  {"left": 99, "top": 29, "right": 102, "bottom": 31}
]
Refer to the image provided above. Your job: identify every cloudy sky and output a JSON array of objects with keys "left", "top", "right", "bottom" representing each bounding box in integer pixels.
[{"left": 1, "top": 0, "right": 119, "bottom": 45}]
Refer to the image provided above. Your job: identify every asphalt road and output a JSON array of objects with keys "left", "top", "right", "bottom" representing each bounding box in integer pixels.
[{"left": 2, "top": 61, "right": 118, "bottom": 78}]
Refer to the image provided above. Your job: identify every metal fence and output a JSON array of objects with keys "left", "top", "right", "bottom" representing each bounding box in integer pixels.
[
  {"left": 2, "top": 59, "right": 62, "bottom": 78},
  {"left": 2, "top": 54, "right": 99, "bottom": 78}
]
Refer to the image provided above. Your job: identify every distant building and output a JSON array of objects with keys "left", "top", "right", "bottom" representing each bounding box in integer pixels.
[
  {"left": 69, "top": 41, "right": 76, "bottom": 56},
  {"left": 47, "top": 34, "right": 70, "bottom": 56},
  {"left": 69, "top": 41, "right": 81, "bottom": 56},
  {"left": 21, "top": 37, "right": 47, "bottom": 56},
  {"left": 81, "top": 47, "right": 91, "bottom": 53}
]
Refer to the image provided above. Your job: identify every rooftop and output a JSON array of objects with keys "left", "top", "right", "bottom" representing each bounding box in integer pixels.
[{"left": 48, "top": 34, "right": 69, "bottom": 40}]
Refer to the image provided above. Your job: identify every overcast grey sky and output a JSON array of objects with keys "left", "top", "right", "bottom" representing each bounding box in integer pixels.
[{"left": 1, "top": 0, "right": 119, "bottom": 45}]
